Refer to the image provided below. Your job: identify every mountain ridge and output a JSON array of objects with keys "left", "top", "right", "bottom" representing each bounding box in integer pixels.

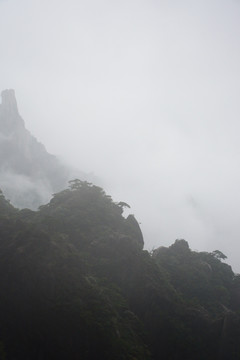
[
  {"left": 0, "top": 89, "right": 90, "bottom": 209},
  {"left": 0, "top": 182, "right": 240, "bottom": 359}
]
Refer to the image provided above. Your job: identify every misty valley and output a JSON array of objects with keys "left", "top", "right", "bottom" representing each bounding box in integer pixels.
[{"left": 0, "top": 89, "right": 240, "bottom": 360}]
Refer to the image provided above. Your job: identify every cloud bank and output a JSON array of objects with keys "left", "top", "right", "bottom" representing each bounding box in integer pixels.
[{"left": 1, "top": 0, "right": 240, "bottom": 270}]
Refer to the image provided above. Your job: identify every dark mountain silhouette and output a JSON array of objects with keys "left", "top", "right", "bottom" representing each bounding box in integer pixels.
[{"left": 0, "top": 182, "right": 240, "bottom": 360}]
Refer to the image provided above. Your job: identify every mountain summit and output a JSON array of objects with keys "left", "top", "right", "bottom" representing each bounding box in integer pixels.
[
  {"left": 1, "top": 89, "right": 19, "bottom": 113},
  {"left": 0, "top": 89, "right": 23, "bottom": 134},
  {"left": 0, "top": 89, "right": 86, "bottom": 209}
]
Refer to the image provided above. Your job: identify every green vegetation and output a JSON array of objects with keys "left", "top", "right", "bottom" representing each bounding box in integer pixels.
[{"left": 0, "top": 181, "right": 240, "bottom": 359}]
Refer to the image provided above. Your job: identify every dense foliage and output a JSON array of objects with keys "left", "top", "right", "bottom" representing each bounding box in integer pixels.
[{"left": 0, "top": 180, "right": 239, "bottom": 359}]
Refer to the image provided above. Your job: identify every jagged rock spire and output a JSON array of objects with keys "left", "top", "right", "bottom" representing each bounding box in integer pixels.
[
  {"left": 0, "top": 89, "right": 24, "bottom": 134},
  {"left": 0, "top": 89, "right": 90, "bottom": 209},
  {"left": 0, "top": 89, "right": 19, "bottom": 115}
]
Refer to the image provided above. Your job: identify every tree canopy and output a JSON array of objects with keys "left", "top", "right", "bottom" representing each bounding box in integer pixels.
[{"left": 0, "top": 184, "right": 239, "bottom": 360}]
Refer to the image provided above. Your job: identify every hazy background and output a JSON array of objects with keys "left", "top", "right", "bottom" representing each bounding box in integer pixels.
[{"left": 1, "top": 0, "right": 240, "bottom": 270}]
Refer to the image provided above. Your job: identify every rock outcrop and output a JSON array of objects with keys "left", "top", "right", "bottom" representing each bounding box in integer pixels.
[
  {"left": 125, "top": 214, "right": 144, "bottom": 249},
  {"left": 0, "top": 89, "right": 88, "bottom": 209},
  {"left": 0, "top": 89, "right": 24, "bottom": 134}
]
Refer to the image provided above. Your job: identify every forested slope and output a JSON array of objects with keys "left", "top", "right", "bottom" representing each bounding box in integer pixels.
[{"left": 0, "top": 181, "right": 239, "bottom": 359}]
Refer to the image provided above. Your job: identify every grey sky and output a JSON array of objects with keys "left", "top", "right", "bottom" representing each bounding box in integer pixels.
[{"left": 1, "top": 0, "right": 240, "bottom": 270}]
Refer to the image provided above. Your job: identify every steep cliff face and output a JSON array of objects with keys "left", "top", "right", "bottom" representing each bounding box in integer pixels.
[
  {"left": 0, "top": 89, "right": 24, "bottom": 134},
  {"left": 0, "top": 89, "right": 85, "bottom": 209}
]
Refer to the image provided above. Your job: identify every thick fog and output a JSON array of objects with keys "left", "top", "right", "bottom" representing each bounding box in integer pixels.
[{"left": 1, "top": 0, "right": 240, "bottom": 270}]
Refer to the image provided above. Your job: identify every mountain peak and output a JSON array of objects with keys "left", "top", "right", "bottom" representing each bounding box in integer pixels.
[
  {"left": 0, "top": 89, "right": 91, "bottom": 209},
  {"left": 0, "top": 89, "right": 24, "bottom": 135},
  {"left": 1, "top": 89, "right": 19, "bottom": 115}
]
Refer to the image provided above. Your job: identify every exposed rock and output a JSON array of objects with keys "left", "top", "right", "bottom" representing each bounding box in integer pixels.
[
  {"left": 1, "top": 89, "right": 19, "bottom": 115},
  {"left": 0, "top": 89, "right": 91, "bottom": 209},
  {"left": 0, "top": 89, "right": 24, "bottom": 134},
  {"left": 125, "top": 214, "right": 144, "bottom": 249}
]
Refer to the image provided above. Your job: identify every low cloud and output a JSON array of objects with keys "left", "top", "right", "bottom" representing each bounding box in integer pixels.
[{"left": 0, "top": 170, "right": 52, "bottom": 209}]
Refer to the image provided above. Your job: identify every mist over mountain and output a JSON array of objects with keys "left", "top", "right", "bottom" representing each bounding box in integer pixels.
[
  {"left": 0, "top": 89, "right": 93, "bottom": 209},
  {"left": 1, "top": 88, "right": 240, "bottom": 359}
]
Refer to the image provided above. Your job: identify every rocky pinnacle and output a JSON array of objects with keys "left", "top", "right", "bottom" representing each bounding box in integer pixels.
[{"left": 0, "top": 89, "right": 19, "bottom": 115}]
